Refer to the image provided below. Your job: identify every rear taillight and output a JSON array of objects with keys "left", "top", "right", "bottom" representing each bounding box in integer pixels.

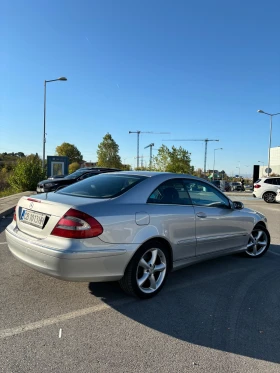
[
  {"left": 51, "top": 208, "right": 103, "bottom": 239},
  {"left": 254, "top": 184, "right": 261, "bottom": 189}
]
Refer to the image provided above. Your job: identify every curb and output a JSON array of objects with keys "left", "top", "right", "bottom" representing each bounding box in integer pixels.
[{"left": 0, "top": 192, "right": 35, "bottom": 219}]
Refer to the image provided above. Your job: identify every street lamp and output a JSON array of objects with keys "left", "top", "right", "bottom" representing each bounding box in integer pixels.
[
  {"left": 257, "top": 109, "right": 280, "bottom": 176},
  {"left": 43, "top": 77, "right": 67, "bottom": 168},
  {"left": 213, "top": 148, "right": 223, "bottom": 181}
]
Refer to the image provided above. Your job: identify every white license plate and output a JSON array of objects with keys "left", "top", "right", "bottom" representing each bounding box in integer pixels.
[{"left": 20, "top": 209, "right": 46, "bottom": 228}]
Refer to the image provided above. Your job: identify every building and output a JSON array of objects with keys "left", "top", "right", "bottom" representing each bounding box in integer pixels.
[{"left": 259, "top": 146, "right": 280, "bottom": 176}]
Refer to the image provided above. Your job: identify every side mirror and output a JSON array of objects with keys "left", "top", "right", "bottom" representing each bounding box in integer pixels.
[{"left": 232, "top": 201, "right": 244, "bottom": 210}]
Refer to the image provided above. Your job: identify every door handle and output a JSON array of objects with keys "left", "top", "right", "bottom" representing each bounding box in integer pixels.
[{"left": 196, "top": 212, "right": 207, "bottom": 218}]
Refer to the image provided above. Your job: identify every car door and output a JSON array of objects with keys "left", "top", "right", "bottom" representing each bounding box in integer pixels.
[
  {"left": 184, "top": 179, "right": 248, "bottom": 256},
  {"left": 146, "top": 179, "right": 196, "bottom": 261}
]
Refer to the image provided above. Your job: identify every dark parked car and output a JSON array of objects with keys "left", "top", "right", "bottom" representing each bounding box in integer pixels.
[
  {"left": 211, "top": 180, "right": 231, "bottom": 192},
  {"left": 47, "top": 174, "right": 66, "bottom": 180},
  {"left": 230, "top": 182, "right": 242, "bottom": 191},
  {"left": 37, "top": 167, "right": 121, "bottom": 193}
]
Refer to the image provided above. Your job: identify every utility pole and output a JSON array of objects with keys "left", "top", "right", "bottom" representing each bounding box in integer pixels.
[
  {"left": 129, "top": 131, "right": 170, "bottom": 169},
  {"left": 162, "top": 138, "right": 219, "bottom": 173},
  {"left": 144, "top": 143, "right": 154, "bottom": 169}
]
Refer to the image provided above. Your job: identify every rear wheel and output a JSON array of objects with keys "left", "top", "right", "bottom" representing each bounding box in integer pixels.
[
  {"left": 119, "top": 241, "right": 170, "bottom": 299},
  {"left": 263, "top": 192, "right": 276, "bottom": 203},
  {"left": 243, "top": 226, "right": 270, "bottom": 258}
]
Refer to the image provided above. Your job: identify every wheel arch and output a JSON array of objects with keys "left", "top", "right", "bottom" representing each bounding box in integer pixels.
[{"left": 124, "top": 236, "right": 174, "bottom": 274}]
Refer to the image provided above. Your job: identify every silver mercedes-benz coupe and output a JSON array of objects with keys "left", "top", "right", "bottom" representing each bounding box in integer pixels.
[{"left": 5, "top": 172, "right": 270, "bottom": 298}]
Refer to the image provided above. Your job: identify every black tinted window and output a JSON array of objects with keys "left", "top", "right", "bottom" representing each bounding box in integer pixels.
[
  {"left": 58, "top": 174, "right": 147, "bottom": 198},
  {"left": 264, "top": 179, "right": 274, "bottom": 184},
  {"left": 147, "top": 179, "right": 192, "bottom": 205},
  {"left": 64, "top": 170, "right": 87, "bottom": 180}
]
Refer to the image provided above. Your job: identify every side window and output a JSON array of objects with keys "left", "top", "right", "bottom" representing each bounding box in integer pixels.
[
  {"left": 184, "top": 180, "right": 230, "bottom": 208},
  {"left": 277, "top": 179, "right": 280, "bottom": 186},
  {"left": 264, "top": 179, "right": 273, "bottom": 184},
  {"left": 147, "top": 179, "right": 192, "bottom": 205}
]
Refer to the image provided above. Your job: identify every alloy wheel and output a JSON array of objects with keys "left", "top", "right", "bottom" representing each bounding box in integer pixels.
[
  {"left": 263, "top": 192, "right": 276, "bottom": 203},
  {"left": 246, "top": 229, "right": 269, "bottom": 257},
  {"left": 136, "top": 248, "right": 167, "bottom": 294}
]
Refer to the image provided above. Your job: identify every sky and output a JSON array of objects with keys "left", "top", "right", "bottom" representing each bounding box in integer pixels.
[{"left": 1, "top": 0, "right": 280, "bottom": 177}]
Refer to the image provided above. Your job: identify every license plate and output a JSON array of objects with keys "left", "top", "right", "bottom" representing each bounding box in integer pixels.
[{"left": 20, "top": 209, "right": 46, "bottom": 228}]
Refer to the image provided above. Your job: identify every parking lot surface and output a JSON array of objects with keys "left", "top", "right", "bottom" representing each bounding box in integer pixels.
[{"left": 0, "top": 199, "right": 280, "bottom": 373}]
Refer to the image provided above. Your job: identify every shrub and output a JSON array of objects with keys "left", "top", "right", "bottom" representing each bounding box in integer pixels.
[{"left": 9, "top": 154, "right": 45, "bottom": 192}]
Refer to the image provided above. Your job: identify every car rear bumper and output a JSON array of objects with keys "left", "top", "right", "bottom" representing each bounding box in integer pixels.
[{"left": 5, "top": 225, "right": 136, "bottom": 282}]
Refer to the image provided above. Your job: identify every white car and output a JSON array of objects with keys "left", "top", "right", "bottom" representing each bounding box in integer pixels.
[
  {"left": 276, "top": 189, "right": 280, "bottom": 203},
  {"left": 253, "top": 177, "right": 280, "bottom": 203}
]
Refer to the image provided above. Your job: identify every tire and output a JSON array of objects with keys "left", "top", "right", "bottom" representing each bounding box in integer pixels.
[
  {"left": 263, "top": 192, "right": 276, "bottom": 203},
  {"left": 242, "top": 225, "right": 270, "bottom": 258},
  {"left": 119, "top": 240, "right": 170, "bottom": 299}
]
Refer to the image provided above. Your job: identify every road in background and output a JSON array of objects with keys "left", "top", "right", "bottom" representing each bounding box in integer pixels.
[{"left": 0, "top": 199, "right": 280, "bottom": 373}]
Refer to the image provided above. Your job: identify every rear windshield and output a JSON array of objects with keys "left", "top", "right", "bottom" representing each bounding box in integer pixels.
[{"left": 57, "top": 174, "right": 147, "bottom": 198}]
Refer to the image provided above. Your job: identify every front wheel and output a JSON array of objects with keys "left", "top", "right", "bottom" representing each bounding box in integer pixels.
[
  {"left": 263, "top": 192, "right": 276, "bottom": 203},
  {"left": 243, "top": 226, "right": 270, "bottom": 258},
  {"left": 119, "top": 241, "right": 170, "bottom": 298}
]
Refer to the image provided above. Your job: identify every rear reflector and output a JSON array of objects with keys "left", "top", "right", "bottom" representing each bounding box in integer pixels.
[
  {"left": 51, "top": 208, "right": 103, "bottom": 239},
  {"left": 254, "top": 185, "right": 261, "bottom": 189},
  {"left": 13, "top": 206, "right": 17, "bottom": 221}
]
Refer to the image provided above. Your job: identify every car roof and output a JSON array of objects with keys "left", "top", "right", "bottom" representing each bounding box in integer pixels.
[
  {"left": 79, "top": 167, "right": 121, "bottom": 171},
  {"left": 105, "top": 170, "right": 197, "bottom": 178}
]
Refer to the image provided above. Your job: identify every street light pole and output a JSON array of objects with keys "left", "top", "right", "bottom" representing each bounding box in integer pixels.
[
  {"left": 43, "top": 77, "right": 67, "bottom": 169},
  {"left": 213, "top": 148, "right": 223, "bottom": 181},
  {"left": 257, "top": 109, "right": 280, "bottom": 177}
]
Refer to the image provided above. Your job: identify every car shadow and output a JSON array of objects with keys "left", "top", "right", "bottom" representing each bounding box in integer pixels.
[{"left": 89, "top": 249, "right": 280, "bottom": 364}]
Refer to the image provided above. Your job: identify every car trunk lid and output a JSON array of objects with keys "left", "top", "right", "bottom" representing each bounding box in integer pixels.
[{"left": 15, "top": 194, "right": 106, "bottom": 239}]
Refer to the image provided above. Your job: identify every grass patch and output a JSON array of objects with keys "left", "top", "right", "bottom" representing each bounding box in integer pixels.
[{"left": 0, "top": 188, "right": 18, "bottom": 198}]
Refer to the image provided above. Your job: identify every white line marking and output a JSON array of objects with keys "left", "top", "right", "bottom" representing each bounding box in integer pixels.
[
  {"left": 269, "top": 251, "right": 280, "bottom": 257},
  {"left": 59, "top": 328, "right": 62, "bottom": 338},
  {"left": 0, "top": 242, "right": 7, "bottom": 245},
  {"left": 0, "top": 299, "right": 134, "bottom": 339},
  {"left": 0, "top": 267, "right": 249, "bottom": 340}
]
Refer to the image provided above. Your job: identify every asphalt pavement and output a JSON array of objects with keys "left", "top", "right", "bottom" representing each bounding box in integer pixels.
[{"left": 0, "top": 199, "right": 280, "bottom": 372}]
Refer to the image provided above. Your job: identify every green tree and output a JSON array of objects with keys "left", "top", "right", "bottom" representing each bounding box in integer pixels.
[
  {"left": 97, "top": 133, "right": 122, "bottom": 168},
  {"left": 69, "top": 162, "right": 80, "bottom": 174},
  {"left": 55, "top": 142, "right": 83, "bottom": 164},
  {"left": 154, "top": 145, "right": 193, "bottom": 174},
  {"left": 121, "top": 164, "right": 132, "bottom": 171},
  {"left": 9, "top": 154, "right": 45, "bottom": 192}
]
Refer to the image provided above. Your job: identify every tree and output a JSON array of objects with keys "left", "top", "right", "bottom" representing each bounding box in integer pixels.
[
  {"left": 9, "top": 154, "right": 45, "bottom": 192},
  {"left": 55, "top": 143, "right": 83, "bottom": 164},
  {"left": 121, "top": 164, "right": 132, "bottom": 171},
  {"left": 154, "top": 145, "right": 193, "bottom": 174},
  {"left": 97, "top": 133, "right": 122, "bottom": 168},
  {"left": 69, "top": 162, "right": 80, "bottom": 174}
]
